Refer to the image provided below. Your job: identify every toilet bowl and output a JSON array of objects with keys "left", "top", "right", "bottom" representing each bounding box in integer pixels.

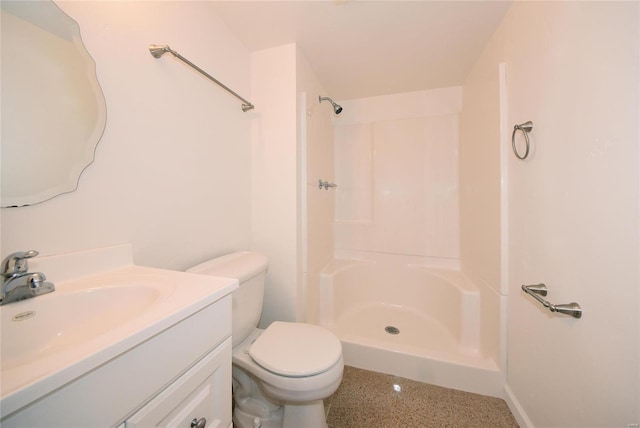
[
  {"left": 187, "top": 252, "right": 344, "bottom": 428},
  {"left": 233, "top": 325, "right": 344, "bottom": 428}
]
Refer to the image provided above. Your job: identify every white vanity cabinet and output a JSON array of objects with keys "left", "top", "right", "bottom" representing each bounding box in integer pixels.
[
  {"left": 1, "top": 294, "right": 234, "bottom": 428},
  {"left": 124, "top": 337, "right": 231, "bottom": 428}
]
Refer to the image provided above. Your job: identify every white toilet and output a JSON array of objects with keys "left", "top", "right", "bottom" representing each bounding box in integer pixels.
[{"left": 188, "top": 251, "right": 344, "bottom": 428}]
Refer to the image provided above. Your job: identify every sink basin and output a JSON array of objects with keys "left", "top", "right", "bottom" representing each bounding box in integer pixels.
[
  {"left": 0, "top": 246, "right": 238, "bottom": 419},
  {"left": 1, "top": 275, "right": 165, "bottom": 370}
]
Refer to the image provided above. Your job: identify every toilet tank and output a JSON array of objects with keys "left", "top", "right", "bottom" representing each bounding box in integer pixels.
[{"left": 187, "top": 251, "right": 268, "bottom": 347}]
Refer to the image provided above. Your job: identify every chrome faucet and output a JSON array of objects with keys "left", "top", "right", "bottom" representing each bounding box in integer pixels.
[{"left": 1, "top": 250, "right": 55, "bottom": 305}]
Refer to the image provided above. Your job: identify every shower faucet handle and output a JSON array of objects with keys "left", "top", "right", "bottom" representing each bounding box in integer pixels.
[{"left": 318, "top": 179, "right": 338, "bottom": 190}]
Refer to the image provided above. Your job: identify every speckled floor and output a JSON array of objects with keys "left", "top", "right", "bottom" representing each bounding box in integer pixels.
[{"left": 325, "top": 366, "right": 519, "bottom": 428}]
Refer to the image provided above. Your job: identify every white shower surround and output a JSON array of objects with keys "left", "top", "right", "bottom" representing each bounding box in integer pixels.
[
  {"left": 320, "top": 87, "right": 501, "bottom": 397},
  {"left": 333, "top": 87, "right": 462, "bottom": 261}
]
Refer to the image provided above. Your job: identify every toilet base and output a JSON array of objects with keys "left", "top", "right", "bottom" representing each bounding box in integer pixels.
[
  {"left": 234, "top": 405, "right": 283, "bottom": 428},
  {"left": 234, "top": 400, "right": 327, "bottom": 428},
  {"left": 282, "top": 400, "right": 327, "bottom": 428}
]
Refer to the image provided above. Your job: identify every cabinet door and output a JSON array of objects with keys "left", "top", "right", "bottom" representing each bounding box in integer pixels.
[{"left": 126, "top": 338, "right": 231, "bottom": 428}]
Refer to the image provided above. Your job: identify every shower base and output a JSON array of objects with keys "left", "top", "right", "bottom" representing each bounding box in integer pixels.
[{"left": 328, "top": 303, "right": 502, "bottom": 398}]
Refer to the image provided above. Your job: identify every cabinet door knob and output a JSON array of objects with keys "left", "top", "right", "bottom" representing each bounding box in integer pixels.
[{"left": 190, "top": 417, "right": 206, "bottom": 428}]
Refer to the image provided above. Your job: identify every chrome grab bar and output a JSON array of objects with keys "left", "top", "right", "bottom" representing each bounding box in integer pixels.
[{"left": 521, "top": 284, "right": 582, "bottom": 319}]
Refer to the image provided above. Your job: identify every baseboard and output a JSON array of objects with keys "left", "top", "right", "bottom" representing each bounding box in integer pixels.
[{"left": 504, "top": 384, "right": 534, "bottom": 428}]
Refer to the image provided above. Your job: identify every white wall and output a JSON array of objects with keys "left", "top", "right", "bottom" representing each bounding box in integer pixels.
[
  {"left": 1, "top": 1, "right": 252, "bottom": 270},
  {"left": 459, "top": 50, "right": 502, "bottom": 295},
  {"left": 332, "top": 88, "right": 461, "bottom": 264},
  {"left": 463, "top": 2, "right": 639, "bottom": 426},
  {"left": 296, "top": 50, "right": 334, "bottom": 324},
  {"left": 250, "top": 44, "right": 298, "bottom": 327},
  {"left": 459, "top": 31, "right": 506, "bottom": 374},
  {"left": 250, "top": 44, "right": 335, "bottom": 326}
]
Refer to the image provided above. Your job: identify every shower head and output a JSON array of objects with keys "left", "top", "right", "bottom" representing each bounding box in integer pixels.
[
  {"left": 319, "top": 96, "right": 343, "bottom": 115},
  {"left": 149, "top": 44, "right": 173, "bottom": 59}
]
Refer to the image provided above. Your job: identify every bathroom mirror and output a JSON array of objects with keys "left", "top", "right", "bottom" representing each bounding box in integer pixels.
[{"left": 1, "top": 0, "right": 106, "bottom": 207}]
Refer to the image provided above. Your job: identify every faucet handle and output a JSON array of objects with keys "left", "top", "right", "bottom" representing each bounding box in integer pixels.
[
  {"left": 28, "top": 272, "right": 55, "bottom": 296},
  {"left": 1, "top": 250, "right": 39, "bottom": 276}
]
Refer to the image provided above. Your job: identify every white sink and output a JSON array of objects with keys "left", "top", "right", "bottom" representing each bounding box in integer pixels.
[
  {"left": 0, "top": 245, "right": 238, "bottom": 418},
  {"left": 1, "top": 274, "right": 167, "bottom": 370}
]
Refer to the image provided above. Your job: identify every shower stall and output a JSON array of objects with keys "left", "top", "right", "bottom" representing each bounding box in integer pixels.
[{"left": 301, "top": 86, "right": 504, "bottom": 397}]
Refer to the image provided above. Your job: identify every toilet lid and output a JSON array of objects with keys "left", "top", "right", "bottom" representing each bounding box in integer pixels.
[{"left": 249, "top": 322, "right": 342, "bottom": 377}]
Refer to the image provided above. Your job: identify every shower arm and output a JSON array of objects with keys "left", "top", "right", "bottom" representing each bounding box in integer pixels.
[
  {"left": 318, "top": 96, "right": 343, "bottom": 115},
  {"left": 149, "top": 44, "right": 254, "bottom": 112}
]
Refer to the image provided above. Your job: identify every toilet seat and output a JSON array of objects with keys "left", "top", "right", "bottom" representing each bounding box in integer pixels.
[
  {"left": 233, "top": 327, "right": 344, "bottom": 404},
  {"left": 249, "top": 322, "right": 342, "bottom": 377}
]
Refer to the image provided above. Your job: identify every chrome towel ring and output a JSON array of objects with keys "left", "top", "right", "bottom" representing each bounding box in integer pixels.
[{"left": 512, "top": 121, "right": 533, "bottom": 160}]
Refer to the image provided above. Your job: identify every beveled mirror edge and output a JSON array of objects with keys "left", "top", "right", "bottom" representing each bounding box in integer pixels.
[{"left": 1, "top": 0, "right": 107, "bottom": 208}]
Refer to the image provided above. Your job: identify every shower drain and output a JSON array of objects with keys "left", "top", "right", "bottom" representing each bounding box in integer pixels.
[{"left": 384, "top": 326, "right": 400, "bottom": 335}]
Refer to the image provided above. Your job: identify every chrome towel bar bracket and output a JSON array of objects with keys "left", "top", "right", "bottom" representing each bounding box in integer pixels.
[{"left": 521, "top": 283, "right": 582, "bottom": 319}]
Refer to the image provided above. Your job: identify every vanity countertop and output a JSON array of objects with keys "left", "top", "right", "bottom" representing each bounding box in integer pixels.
[{"left": 0, "top": 245, "right": 238, "bottom": 418}]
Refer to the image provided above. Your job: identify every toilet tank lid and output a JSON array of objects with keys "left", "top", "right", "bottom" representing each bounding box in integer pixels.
[{"left": 187, "top": 251, "right": 267, "bottom": 282}]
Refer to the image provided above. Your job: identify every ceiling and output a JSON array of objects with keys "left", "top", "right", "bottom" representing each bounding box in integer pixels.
[{"left": 211, "top": 1, "right": 512, "bottom": 101}]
